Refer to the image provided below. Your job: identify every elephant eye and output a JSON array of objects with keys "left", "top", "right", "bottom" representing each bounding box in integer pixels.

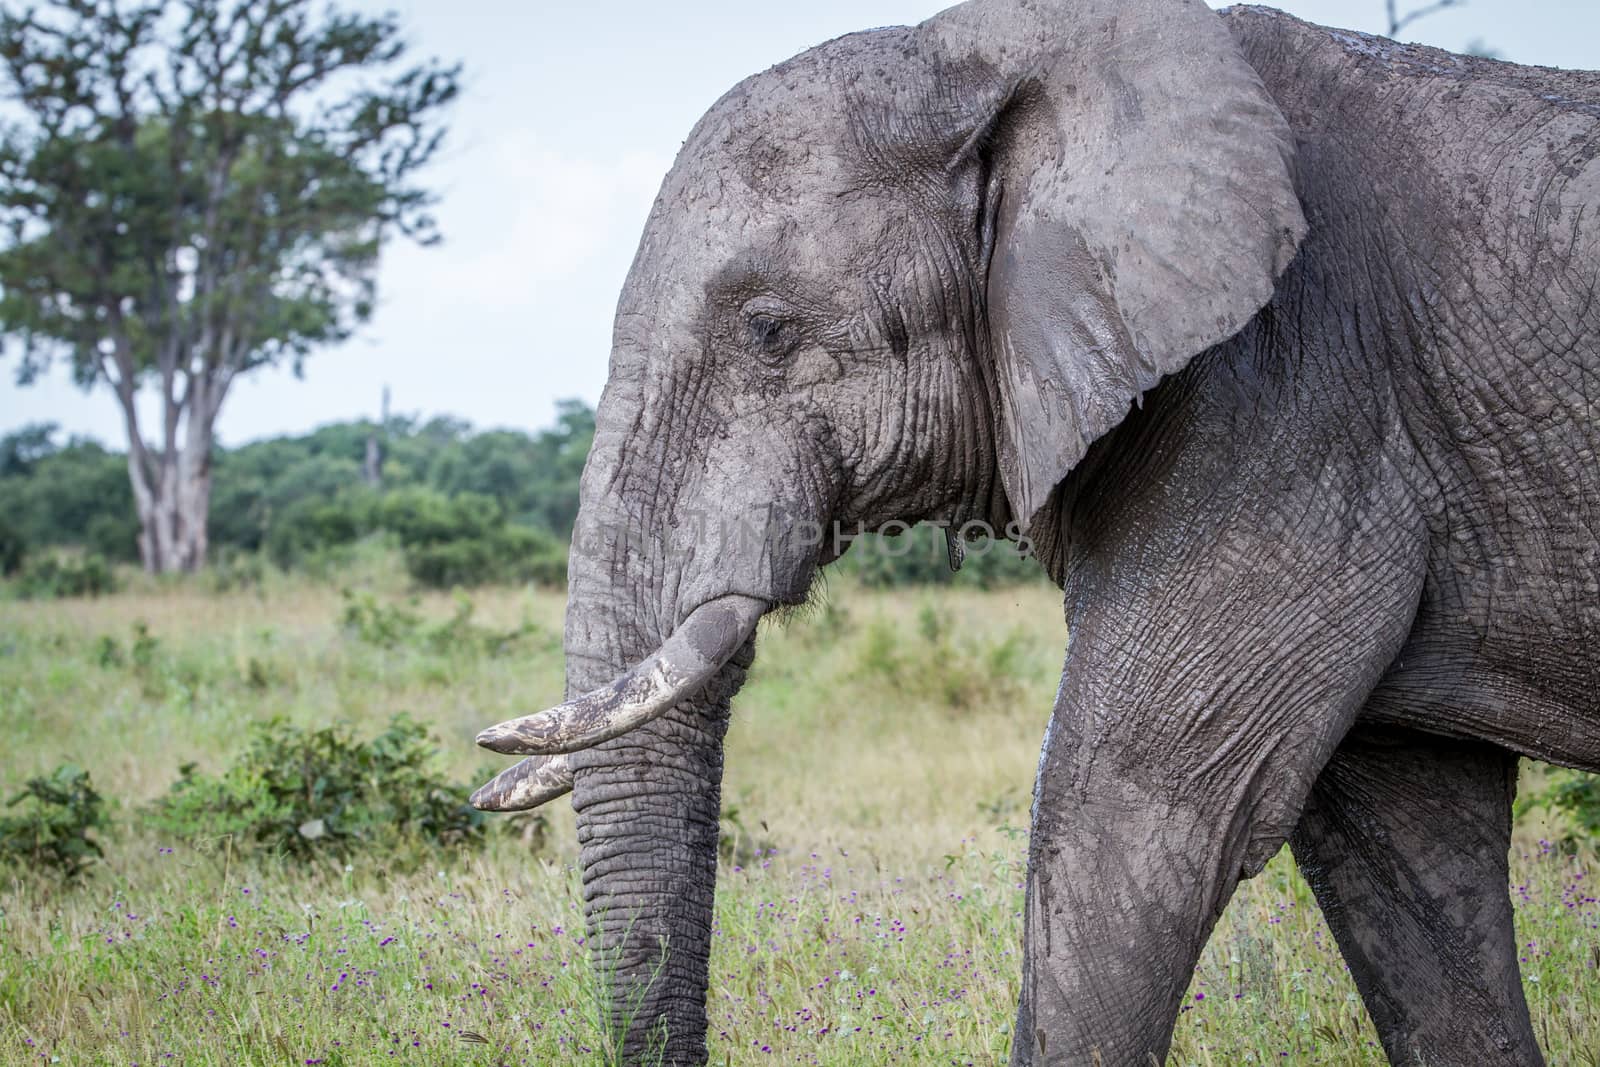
[
  {"left": 749, "top": 314, "right": 787, "bottom": 347},
  {"left": 740, "top": 301, "right": 799, "bottom": 363}
]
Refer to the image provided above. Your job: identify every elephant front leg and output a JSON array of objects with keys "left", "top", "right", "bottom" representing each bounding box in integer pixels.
[
  {"left": 1010, "top": 642, "right": 1410, "bottom": 1063},
  {"left": 1012, "top": 771, "right": 1278, "bottom": 1064},
  {"left": 1011, "top": 520, "right": 1428, "bottom": 1062},
  {"left": 1010, "top": 720, "right": 1347, "bottom": 1064},
  {"left": 1290, "top": 724, "right": 1542, "bottom": 1066}
]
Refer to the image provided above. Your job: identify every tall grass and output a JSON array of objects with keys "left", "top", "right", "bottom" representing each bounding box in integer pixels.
[{"left": 2, "top": 575, "right": 1597, "bottom": 1065}]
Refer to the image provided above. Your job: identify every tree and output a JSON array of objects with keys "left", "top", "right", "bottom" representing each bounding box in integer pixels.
[
  {"left": 0, "top": 0, "right": 458, "bottom": 572},
  {"left": 1385, "top": 0, "right": 1464, "bottom": 39}
]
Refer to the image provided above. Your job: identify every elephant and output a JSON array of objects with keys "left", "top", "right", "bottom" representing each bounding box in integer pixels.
[{"left": 470, "top": 0, "right": 1600, "bottom": 1063}]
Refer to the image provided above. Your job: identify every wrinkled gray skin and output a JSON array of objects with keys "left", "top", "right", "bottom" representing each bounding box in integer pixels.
[{"left": 476, "top": 0, "right": 1600, "bottom": 1063}]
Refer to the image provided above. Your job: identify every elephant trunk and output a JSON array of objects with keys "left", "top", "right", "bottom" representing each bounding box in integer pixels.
[
  {"left": 475, "top": 331, "right": 825, "bottom": 1062},
  {"left": 565, "top": 579, "right": 750, "bottom": 1063},
  {"left": 550, "top": 364, "right": 781, "bottom": 1065}
]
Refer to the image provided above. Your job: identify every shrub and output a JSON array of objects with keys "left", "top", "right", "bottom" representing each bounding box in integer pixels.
[
  {"left": 718, "top": 803, "right": 778, "bottom": 869},
  {"left": 421, "top": 593, "right": 545, "bottom": 657},
  {"left": 12, "top": 553, "right": 116, "bottom": 599},
  {"left": 402, "top": 536, "right": 502, "bottom": 588},
  {"left": 84, "top": 512, "right": 141, "bottom": 563},
  {"left": 377, "top": 487, "right": 498, "bottom": 545},
  {"left": 837, "top": 525, "right": 1044, "bottom": 589},
  {"left": 401, "top": 526, "right": 566, "bottom": 589},
  {"left": 0, "top": 765, "right": 110, "bottom": 883},
  {"left": 205, "top": 551, "right": 267, "bottom": 594},
  {"left": 148, "top": 715, "right": 493, "bottom": 862},
  {"left": 852, "top": 603, "right": 1036, "bottom": 713},
  {"left": 264, "top": 493, "right": 377, "bottom": 568},
  {"left": 379, "top": 489, "right": 568, "bottom": 589},
  {"left": 339, "top": 589, "right": 423, "bottom": 648},
  {"left": 339, "top": 589, "right": 543, "bottom": 656},
  {"left": 1526, "top": 770, "right": 1600, "bottom": 848}
]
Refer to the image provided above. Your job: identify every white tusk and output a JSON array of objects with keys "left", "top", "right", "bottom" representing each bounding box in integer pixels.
[
  {"left": 475, "top": 593, "right": 765, "bottom": 756},
  {"left": 470, "top": 753, "right": 573, "bottom": 811}
]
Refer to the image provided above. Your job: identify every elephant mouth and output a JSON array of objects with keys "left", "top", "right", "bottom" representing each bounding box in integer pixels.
[{"left": 469, "top": 592, "right": 768, "bottom": 809}]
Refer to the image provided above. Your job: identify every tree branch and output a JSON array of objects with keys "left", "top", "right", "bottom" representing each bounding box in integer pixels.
[{"left": 1388, "top": 0, "right": 1465, "bottom": 38}]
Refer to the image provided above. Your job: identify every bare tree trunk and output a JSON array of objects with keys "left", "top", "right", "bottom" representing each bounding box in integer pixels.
[
  {"left": 363, "top": 385, "right": 390, "bottom": 488},
  {"left": 116, "top": 357, "right": 222, "bottom": 575},
  {"left": 127, "top": 450, "right": 162, "bottom": 572},
  {"left": 128, "top": 449, "right": 210, "bottom": 573}
]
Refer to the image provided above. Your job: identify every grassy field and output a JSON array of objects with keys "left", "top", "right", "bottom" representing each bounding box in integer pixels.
[{"left": 2, "top": 564, "right": 1598, "bottom": 1065}]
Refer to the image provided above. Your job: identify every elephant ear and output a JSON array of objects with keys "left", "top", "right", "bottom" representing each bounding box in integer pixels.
[{"left": 919, "top": 0, "right": 1307, "bottom": 530}]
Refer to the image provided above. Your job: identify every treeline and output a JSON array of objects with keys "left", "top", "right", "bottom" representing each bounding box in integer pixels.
[
  {"left": 0, "top": 401, "right": 594, "bottom": 588},
  {"left": 0, "top": 399, "right": 1045, "bottom": 592}
]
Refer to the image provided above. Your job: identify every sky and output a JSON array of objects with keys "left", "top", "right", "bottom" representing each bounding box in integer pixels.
[{"left": 2, "top": 0, "right": 1596, "bottom": 447}]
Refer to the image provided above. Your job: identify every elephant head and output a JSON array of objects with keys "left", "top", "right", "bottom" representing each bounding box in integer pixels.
[{"left": 474, "top": 0, "right": 1304, "bottom": 1060}]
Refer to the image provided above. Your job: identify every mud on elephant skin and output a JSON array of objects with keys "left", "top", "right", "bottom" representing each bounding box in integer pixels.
[{"left": 472, "top": 0, "right": 1600, "bottom": 1063}]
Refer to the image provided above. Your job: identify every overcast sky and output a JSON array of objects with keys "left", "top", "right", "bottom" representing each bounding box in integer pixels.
[{"left": 3, "top": 0, "right": 1596, "bottom": 447}]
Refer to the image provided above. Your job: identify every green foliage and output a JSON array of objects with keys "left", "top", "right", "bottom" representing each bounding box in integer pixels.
[
  {"left": 401, "top": 524, "right": 566, "bottom": 589},
  {"left": 851, "top": 602, "right": 1034, "bottom": 712},
  {"left": 204, "top": 551, "right": 266, "bottom": 595},
  {"left": 718, "top": 803, "right": 778, "bottom": 869},
  {"left": 0, "top": 426, "right": 133, "bottom": 557},
  {"left": 128, "top": 621, "right": 161, "bottom": 673},
  {"left": 0, "top": 0, "right": 459, "bottom": 573},
  {"left": 87, "top": 620, "right": 181, "bottom": 699},
  {"left": 264, "top": 491, "right": 378, "bottom": 568},
  {"left": 11, "top": 552, "right": 116, "bottom": 599},
  {"left": 0, "top": 1, "right": 459, "bottom": 379},
  {"left": 0, "top": 512, "right": 23, "bottom": 576},
  {"left": 148, "top": 715, "right": 491, "bottom": 862},
  {"left": 0, "top": 765, "right": 109, "bottom": 883},
  {"left": 339, "top": 589, "right": 544, "bottom": 657},
  {"left": 1524, "top": 770, "right": 1600, "bottom": 847},
  {"left": 3, "top": 403, "right": 1047, "bottom": 594},
  {"left": 84, "top": 511, "right": 141, "bottom": 563},
  {"left": 380, "top": 488, "right": 567, "bottom": 588},
  {"left": 340, "top": 588, "right": 423, "bottom": 648},
  {"left": 837, "top": 526, "right": 1046, "bottom": 589},
  {"left": 0, "top": 404, "right": 594, "bottom": 587}
]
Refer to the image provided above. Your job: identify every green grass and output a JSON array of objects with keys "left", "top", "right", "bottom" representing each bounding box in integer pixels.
[{"left": 2, "top": 571, "right": 1598, "bottom": 1065}]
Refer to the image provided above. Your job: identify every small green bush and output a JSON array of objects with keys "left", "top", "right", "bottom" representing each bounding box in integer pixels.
[
  {"left": 1526, "top": 770, "right": 1600, "bottom": 848},
  {"left": 380, "top": 489, "right": 567, "bottom": 589},
  {"left": 718, "top": 803, "right": 778, "bottom": 869},
  {"left": 339, "top": 589, "right": 424, "bottom": 648},
  {"left": 402, "top": 536, "right": 503, "bottom": 588},
  {"left": 84, "top": 512, "right": 141, "bottom": 564},
  {"left": 852, "top": 604, "right": 1035, "bottom": 713},
  {"left": 0, "top": 765, "right": 110, "bottom": 883},
  {"left": 421, "top": 593, "right": 545, "bottom": 657},
  {"left": 223, "top": 483, "right": 571, "bottom": 588},
  {"left": 264, "top": 493, "right": 378, "bottom": 568},
  {"left": 148, "top": 715, "right": 493, "bottom": 862},
  {"left": 206, "top": 551, "right": 267, "bottom": 594},
  {"left": 12, "top": 553, "right": 116, "bottom": 599},
  {"left": 339, "top": 589, "right": 543, "bottom": 656}
]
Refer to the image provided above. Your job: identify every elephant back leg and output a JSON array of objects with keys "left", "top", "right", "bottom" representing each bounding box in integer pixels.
[{"left": 1289, "top": 724, "right": 1542, "bottom": 1067}]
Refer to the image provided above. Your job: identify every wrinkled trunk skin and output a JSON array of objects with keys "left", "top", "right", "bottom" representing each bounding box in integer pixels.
[
  {"left": 565, "top": 546, "right": 747, "bottom": 1064},
  {"left": 561, "top": 375, "right": 753, "bottom": 1067}
]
